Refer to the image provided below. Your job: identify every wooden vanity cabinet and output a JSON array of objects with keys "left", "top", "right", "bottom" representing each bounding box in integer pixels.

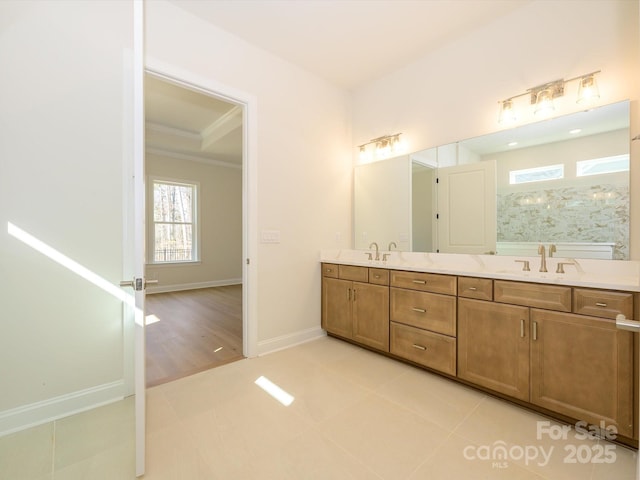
[
  {"left": 321, "top": 263, "right": 389, "bottom": 352},
  {"left": 530, "top": 308, "right": 634, "bottom": 438},
  {"left": 321, "top": 263, "right": 637, "bottom": 442},
  {"left": 458, "top": 280, "right": 636, "bottom": 439}
]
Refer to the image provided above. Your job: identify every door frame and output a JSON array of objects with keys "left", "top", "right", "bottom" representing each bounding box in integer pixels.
[{"left": 143, "top": 58, "right": 258, "bottom": 359}]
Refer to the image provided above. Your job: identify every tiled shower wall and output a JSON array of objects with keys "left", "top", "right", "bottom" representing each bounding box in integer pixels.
[{"left": 497, "top": 183, "right": 629, "bottom": 259}]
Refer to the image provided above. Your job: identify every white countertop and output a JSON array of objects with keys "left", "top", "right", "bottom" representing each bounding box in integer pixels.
[{"left": 320, "top": 249, "right": 640, "bottom": 292}]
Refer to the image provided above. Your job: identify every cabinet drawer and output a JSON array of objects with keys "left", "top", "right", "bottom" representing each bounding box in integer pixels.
[
  {"left": 495, "top": 280, "right": 571, "bottom": 312},
  {"left": 369, "top": 268, "right": 390, "bottom": 286},
  {"left": 390, "top": 322, "right": 456, "bottom": 376},
  {"left": 573, "top": 288, "right": 633, "bottom": 320},
  {"left": 390, "top": 270, "right": 456, "bottom": 295},
  {"left": 339, "top": 265, "right": 368, "bottom": 282},
  {"left": 390, "top": 288, "right": 456, "bottom": 336},
  {"left": 322, "top": 263, "right": 339, "bottom": 278},
  {"left": 458, "top": 277, "right": 493, "bottom": 301}
]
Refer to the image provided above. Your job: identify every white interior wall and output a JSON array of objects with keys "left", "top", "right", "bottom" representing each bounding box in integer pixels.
[
  {"left": 145, "top": 153, "right": 242, "bottom": 291},
  {"left": 145, "top": 1, "right": 352, "bottom": 348},
  {"left": 352, "top": 0, "right": 640, "bottom": 258}
]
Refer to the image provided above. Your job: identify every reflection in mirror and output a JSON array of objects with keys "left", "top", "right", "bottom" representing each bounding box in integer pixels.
[
  {"left": 354, "top": 156, "right": 412, "bottom": 251},
  {"left": 469, "top": 100, "right": 629, "bottom": 260},
  {"left": 354, "top": 100, "right": 630, "bottom": 259}
]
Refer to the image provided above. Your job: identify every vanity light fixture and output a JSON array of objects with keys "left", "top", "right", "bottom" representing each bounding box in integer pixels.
[
  {"left": 576, "top": 73, "right": 600, "bottom": 104},
  {"left": 533, "top": 86, "right": 558, "bottom": 117},
  {"left": 358, "top": 133, "right": 404, "bottom": 161},
  {"left": 497, "top": 70, "right": 601, "bottom": 123},
  {"left": 498, "top": 99, "right": 517, "bottom": 124}
]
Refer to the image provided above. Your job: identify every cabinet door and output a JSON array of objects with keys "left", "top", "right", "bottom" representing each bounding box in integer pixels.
[
  {"left": 352, "top": 282, "right": 389, "bottom": 352},
  {"left": 458, "top": 298, "right": 530, "bottom": 401},
  {"left": 322, "top": 277, "right": 353, "bottom": 339},
  {"left": 530, "top": 309, "right": 634, "bottom": 438}
]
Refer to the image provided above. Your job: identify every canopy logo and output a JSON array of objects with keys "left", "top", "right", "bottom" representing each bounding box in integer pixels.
[{"left": 463, "top": 421, "right": 618, "bottom": 469}]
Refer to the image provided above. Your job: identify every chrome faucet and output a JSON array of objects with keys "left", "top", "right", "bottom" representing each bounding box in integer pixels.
[
  {"left": 388, "top": 241, "right": 397, "bottom": 251},
  {"left": 369, "top": 242, "right": 380, "bottom": 261},
  {"left": 548, "top": 244, "right": 556, "bottom": 258},
  {"left": 537, "top": 244, "right": 547, "bottom": 272}
]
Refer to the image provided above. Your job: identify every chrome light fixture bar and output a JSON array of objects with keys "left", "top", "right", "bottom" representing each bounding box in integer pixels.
[
  {"left": 358, "top": 133, "right": 403, "bottom": 161},
  {"left": 498, "top": 70, "right": 600, "bottom": 124}
]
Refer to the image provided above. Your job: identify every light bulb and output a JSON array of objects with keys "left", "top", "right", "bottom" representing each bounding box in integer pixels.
[
  {"left": 498, "top": 99, "right": 516, "bottom": 124},
  {"left": 534, "top": 89, "right": 555, "bottom": 117},
  {"left": 577, "top": 75, "right": 600, "bottom": 104}
]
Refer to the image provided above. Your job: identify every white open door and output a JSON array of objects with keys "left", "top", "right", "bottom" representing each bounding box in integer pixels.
[
  {"left": 437, "top": 160, "right": 497, "bottom": 254},
  {"left": 1, "top": 1, "right": 143, "bottom": 477},
  {"left": 127, "top": 1, "right": 146, "bottom": 476}
]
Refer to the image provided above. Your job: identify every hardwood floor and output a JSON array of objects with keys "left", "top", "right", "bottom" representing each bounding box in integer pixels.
[{"left": 145, "top": 285, "right": 244, "bottom": 387}]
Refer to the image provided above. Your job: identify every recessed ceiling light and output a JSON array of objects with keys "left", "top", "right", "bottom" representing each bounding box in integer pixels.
[
  {"left": 508, "top": 141, "right": 518, "bottom": 147},
  {"left": 569, "top": 128, "right": 582, "bottom": 134}
]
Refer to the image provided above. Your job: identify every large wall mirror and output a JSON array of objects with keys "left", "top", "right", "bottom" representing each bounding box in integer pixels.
[{"left": 354, "top": 100, "right": 630, "bottom": 260}]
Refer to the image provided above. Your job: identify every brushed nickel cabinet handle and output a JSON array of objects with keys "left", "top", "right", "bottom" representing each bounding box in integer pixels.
[
  {"left": 353, "top": 289, "right": 357, "bottom": 302},
  {"left": 520, "top": 319, "right": 525, "bottom": 338},
  {"left": 596, "top": 302, "right": 608, "bottom": 307},
  {"left": 412, "top": 279, "right": 427, "bottom": 284},
  {"left": 347, "top": 288, "right": 351, "bottom": 301},
  {"left": 412, "top": 344, "right": 427, "bottom": 351},
  {"left": 374, "top": 274, "right": 381, "bottom": 279},
  {"left": 412, "top": 307, "right": 426, "bottom": 313},
  {"left": 468, "top": 287, "right": 477, "bottom": 291},
  {"left": 533, "top": 321, "right": 538, "bottom": 341}
]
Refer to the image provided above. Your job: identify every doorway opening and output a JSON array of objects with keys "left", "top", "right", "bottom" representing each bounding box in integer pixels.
[{"left": 143, "top": 72, "right": 245, "bottom": 387}]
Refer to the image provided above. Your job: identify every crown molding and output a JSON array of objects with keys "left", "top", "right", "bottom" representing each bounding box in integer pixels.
[
  {"left": 146, "top": 147, "right": 241, "bottom": 169},
  {"left": 145, "top": 122, "right": 201, "bottom": 141},
  {"left": 201, "top": 105, "right": 242, "bottom": 151}
]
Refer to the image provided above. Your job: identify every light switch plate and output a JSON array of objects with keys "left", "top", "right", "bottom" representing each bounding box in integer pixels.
[{"left": 261, "top": 229, "right": 281, "bottom": 243}]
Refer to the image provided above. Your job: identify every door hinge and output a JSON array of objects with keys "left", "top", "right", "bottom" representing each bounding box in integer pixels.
[{"left": 246, "top": 258, "right": 250, "bottom": 265}]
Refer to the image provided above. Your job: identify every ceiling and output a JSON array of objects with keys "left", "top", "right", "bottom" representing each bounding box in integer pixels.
[
  {"left": 169, "top": 0, "right": 533, "bottom": 90},
  {"left": 148, "top": 1, "right": 534, "bottom": 165},
  {"left": 145, "top": 74, "right": 243, "bottom": 166}
]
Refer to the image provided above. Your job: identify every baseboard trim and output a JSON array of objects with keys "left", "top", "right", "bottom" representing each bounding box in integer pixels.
[
  {"left": 0, "top": 380, "right": 126, "bottom": 437},
  {"left": 257, "top": 326, "right": 326, "bottom": 356},
  {"left": 146, "top": 278, "right": 242, "bottom": 294}
]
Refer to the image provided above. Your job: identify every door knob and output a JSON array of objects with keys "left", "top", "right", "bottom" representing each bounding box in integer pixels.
[{"left": 119, "top": 278, "right": 158, "bottom": 291}]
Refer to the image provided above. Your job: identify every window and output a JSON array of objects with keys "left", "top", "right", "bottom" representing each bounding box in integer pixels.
[
  {"left": 576, "top": 154, "right": 629, "bottom": 177},
  {"left": 509, "top": 164, "right": 564, "bottom": 185},
  {"left": 151, "top": 179, "right": 198, "bottom": 263}
]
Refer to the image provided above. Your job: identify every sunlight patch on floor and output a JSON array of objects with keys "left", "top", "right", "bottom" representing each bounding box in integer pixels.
[
  {"left": 254, "top": 376, "right": 294, "bottom": 406},
  {"left": 145, "top": 314, "right": 161, "bottom": 326}
]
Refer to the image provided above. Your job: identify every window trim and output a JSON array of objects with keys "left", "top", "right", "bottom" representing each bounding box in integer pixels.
[{"left": 147, "top": 175, "right": 200, "bottom": 265}]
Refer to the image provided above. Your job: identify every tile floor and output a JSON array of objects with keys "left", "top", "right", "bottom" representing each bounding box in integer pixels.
[
  {"left": 0, "top": 397, "right": 135, "bottom": 480},
  {"left": 2, "top": 336, "right": 636, "bottom": 479},
  {"left": 144, "top": 336, "right": 638, "bottom": 479}
]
